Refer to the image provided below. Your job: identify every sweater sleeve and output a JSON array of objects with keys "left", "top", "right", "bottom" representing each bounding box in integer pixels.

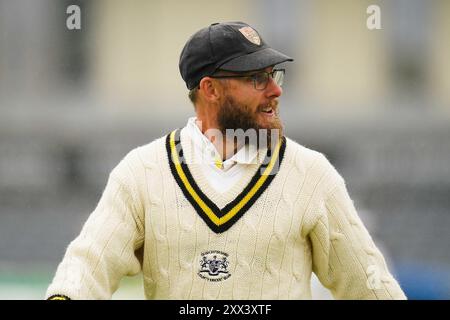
[
  {"left": 45, "top": 151, "right": 145, "bottom": 300},
  {"left": 308, "top": 158, "right": 406, "bottom": 300}
]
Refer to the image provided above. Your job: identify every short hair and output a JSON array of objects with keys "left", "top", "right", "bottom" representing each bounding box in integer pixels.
[
  {"left": 188, "top": 71, "right": 232, "bottom": 105},
  {"left": 188, "top": 87, "right": 198, "bottom": 104}
]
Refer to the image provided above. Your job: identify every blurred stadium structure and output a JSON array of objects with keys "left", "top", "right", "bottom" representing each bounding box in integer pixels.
[{"left": 0, "top": 0, "right": 449, "bottom": 299}]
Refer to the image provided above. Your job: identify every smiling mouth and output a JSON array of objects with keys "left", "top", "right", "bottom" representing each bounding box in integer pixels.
[{"left": 259, "top": 105, "right": 276, "bottom": 116}]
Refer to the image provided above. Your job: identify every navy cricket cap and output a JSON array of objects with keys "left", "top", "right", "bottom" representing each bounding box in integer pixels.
[{"left": 179, "top": 21, "right": 294, "bottom": 90}]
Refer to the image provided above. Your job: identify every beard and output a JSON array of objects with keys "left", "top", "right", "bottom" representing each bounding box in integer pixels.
[{"left": 216, "top": 95, "right": 283, "bottom": 152}]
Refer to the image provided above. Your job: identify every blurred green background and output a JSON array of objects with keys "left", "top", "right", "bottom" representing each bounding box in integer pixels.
[{"left": 1, "top": 0, "right": 449, "bottom": 299}]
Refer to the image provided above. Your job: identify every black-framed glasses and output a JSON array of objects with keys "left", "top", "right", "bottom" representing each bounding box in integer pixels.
[{"left": 210, "top": 68, "right": 285, "bottom": 90}]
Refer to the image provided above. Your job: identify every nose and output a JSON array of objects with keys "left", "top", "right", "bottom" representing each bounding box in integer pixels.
[{"left": 264, "top": 77, "right": 282, "bottom": 98}]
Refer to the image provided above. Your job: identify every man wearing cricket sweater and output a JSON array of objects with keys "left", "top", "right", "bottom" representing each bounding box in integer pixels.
[{"left": 46, "top": 21, "right": 406, "bottom": 300}]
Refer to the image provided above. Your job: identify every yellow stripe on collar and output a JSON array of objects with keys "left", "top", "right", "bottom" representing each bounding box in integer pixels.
[
  {"left": 167, "top": 129, "right": 286, "bottom": 233},
  {"left": 169, "top": 130, "right": 221, "bottom": 225}
]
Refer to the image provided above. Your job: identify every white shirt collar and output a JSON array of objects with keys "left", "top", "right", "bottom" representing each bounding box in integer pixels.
[{"left": 185, "top": 117, "right": 259, "bottom": 170}]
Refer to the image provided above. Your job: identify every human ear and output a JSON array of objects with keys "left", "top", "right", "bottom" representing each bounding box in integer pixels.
[{"left": 198, "top": 77, "right": 222, "bottom": 102}]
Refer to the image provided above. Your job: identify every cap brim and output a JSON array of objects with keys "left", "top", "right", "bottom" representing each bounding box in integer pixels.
[{"left": 218, "top": 47, "right": 293, "bottom": 72}]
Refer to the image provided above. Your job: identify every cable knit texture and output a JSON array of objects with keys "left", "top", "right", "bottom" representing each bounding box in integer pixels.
[{"left": 46, "top": 128, "right": 406, "bottom": 300}]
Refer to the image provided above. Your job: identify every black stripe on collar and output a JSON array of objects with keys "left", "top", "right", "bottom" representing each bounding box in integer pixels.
[{"left": 166, "top": 129, "right": 286, "bottom": 233}]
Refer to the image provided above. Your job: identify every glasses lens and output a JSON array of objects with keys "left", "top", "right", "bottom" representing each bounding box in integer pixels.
[
  {"left": 254, "top": 72, "right": 269, "bottom": 90},
  {"left": 273, "top": 70, "right": 284, "bottom": 87}
]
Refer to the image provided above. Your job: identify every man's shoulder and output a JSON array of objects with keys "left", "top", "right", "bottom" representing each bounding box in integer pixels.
[
  {"left": 284, "top": 136, "right": 337, "bottom": 173},
  {"left": 116, "top": 131, "right": 174, "bottom": 171},
  {"left": 285, "top": 136, "right": 344, "bottom": 190},
  {"left": 285, "top": 136, "right": 325, "bottom": 162},
  {"left": 135, "top": 134, "right": 168, "bottom": 156}
]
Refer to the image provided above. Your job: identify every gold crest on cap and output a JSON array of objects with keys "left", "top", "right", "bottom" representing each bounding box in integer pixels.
[{"left": 238, "top": 26, "right": 261, "bottom": 45}]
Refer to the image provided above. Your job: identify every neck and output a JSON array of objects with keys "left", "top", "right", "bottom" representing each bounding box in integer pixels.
[
  {"left": 195, "top": 118, "right": 242, "bottom": 161},
  {"left": 196, "top": 108, "right": 242, "bottom": 160}
]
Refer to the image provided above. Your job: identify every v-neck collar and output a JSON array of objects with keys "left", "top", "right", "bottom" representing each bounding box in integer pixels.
[{"left": 166, "top": 128, "right": 287, "bottom": 233}]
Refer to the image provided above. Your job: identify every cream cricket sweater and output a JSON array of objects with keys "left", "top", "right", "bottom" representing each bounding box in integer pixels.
[{"left": 46, "top": 127, "right": 406, "bottom": 300}]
